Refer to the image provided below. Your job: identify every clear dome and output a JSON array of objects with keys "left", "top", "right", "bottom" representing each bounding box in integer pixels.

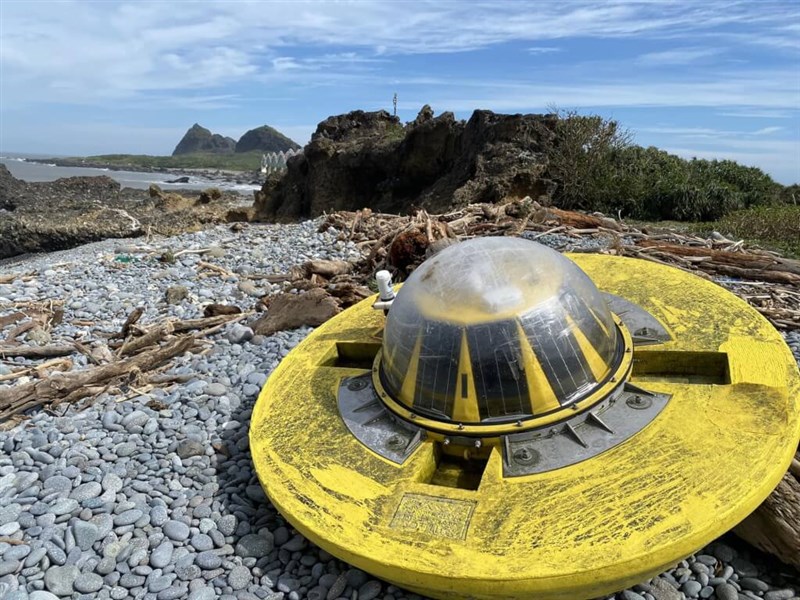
[{"left": 379, "top": 237, "right": 622, "bottom": 425}]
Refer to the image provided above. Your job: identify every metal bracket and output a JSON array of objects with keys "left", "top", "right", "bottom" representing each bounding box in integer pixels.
[
  {"left": 502, "top": 382, "right": 671, "bottom": 477},
  {"left": 603, "top": 293, "right": 672, "bottom": 345},
  {"left": 338, "top": 373, "right": 424, "bottom": 464}
]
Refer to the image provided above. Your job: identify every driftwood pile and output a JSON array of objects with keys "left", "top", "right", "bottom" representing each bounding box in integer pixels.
[
  {"left": 318, "top": 199, "right": 800, "bottom": 331},
  {"left": 0, "top": 300, "right": 249, "bottom": 427}
]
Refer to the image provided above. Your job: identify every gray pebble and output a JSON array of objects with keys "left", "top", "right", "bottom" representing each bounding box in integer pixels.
[
  {"left": 680, "top": 580, "right": 702, "bottom": 598},
  {"left": 113, "top": 509, "right": 143, "bottom": 526},
  {"left": 228, "top": 564, "right": 251, "bottom": 590},
  {"left": 764, "top": 590, "right": 796, "bottom": 600},
  {"left": 188, "top": 587, "right": 216, "bottom": 600},
  {"left": 0, "top": 559, "right": 20, "bottom": 576},
  {"left": 73, "top": 572, "right": 104, "bottom": 593},
  {"left": 30, "top": 592, "right": 60, "bottom": 600},
  {"left": 44, "top": 565, "right": 79, "bottom": 596},
  {"left": 163, "top": 520, "right": 190, "bottom": 542},
  {"left": 195, "top": 551, "right": 222, "bottom": 570},
  {"left": 72, "top": 521, "right": 98, "bottom": 551},
  {"left": 235, "top": 533, "right": 273, "bottom": 558},
  {"left": 70, "top": 482, "right": 102, "bottom": 501},
  {"left": 740, "top": 577, "right": 769, "bottom": 593},
  {"left": 150, "top": 541, "right": 174, "bottom": 569}
]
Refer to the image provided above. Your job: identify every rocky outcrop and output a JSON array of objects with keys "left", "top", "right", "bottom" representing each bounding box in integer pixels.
[
  {"left": 0, "top": 166, "right": 245, "bottom": 259},
  {"left": 172, "top": 124, "right": 236, "bottom": 155},
  {"left": 254, "top": 107, "right": 558, "bottom": 220},
  {"left": 235, "top": 125, "right": 300, "bottom": 154}
]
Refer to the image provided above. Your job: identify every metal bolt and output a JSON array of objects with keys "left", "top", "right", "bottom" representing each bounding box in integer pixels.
[
  {"left": 442, "top": 438, "right": 450, "bottom": 446},
  {"left": 457, "top": 423, "right": 464, "bottom": 430},
  {"left": 347, "top": 378, "right": 368, "bottom": 391},
  {"left": 386, "top": 435, "right": 405, "bottom": 449},
  {"left": 474, "top": 440, "right": 482, "bottom": 449},
  {"left": 626, "top": 395, "right": 652, "bottom": 410},
  {"left": 513, "top": 447, "right": 538, "bottom": 465}
]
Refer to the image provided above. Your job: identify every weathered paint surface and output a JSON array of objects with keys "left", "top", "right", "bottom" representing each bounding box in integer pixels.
[{"left": 249, "top": 254, "right": 800, "bottom": 600}]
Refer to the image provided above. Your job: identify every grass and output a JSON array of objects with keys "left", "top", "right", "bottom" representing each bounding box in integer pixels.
[
  {"left": 78, "top": 151, "right": 265, "bottom": 171},
  {"left": 627, "top": 204, "right": 800, "bottom": 258},
  {"left": 709, "top": 204, "right": 800, "bottom": 258}
]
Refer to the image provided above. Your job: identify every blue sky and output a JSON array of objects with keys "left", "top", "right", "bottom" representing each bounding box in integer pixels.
[{"left": 1, "top": 1, "right": 798, "bottom": 183}]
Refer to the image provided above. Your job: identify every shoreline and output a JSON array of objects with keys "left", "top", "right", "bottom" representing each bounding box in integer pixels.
[{"left": 24, "top": 157, "right": 262, "bottom": 187}]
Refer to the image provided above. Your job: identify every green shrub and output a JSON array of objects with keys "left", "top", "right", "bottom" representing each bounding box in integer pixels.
[
  {"left": 712, "top": 204, "right": 800, "bottom": 257},
  {"left": 545, "top": 109, "right": 786, "bottom": 222}
]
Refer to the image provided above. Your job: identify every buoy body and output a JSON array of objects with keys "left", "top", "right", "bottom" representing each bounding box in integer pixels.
[{"left": 250, "top": 242, "right": 800, "bottom": 600}]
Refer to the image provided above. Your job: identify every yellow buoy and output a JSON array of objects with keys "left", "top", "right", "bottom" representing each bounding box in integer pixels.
[{"left": 250, "top": 238, "right": 800, "bottom": 600}]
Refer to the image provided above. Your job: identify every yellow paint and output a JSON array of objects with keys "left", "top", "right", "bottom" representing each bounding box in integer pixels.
[
  {"left": 516, "top": 321, "right": 561, "bottom": 414},
  {"left": 250, "top": 254, "right": 800, "bottom": 600},
  {"left": 451, "top": 331, "right": 480, "bottom": 422},
  {"left": 400, "top": 332, "right": 422, "bottom": 404},
  {"left": 565, "top": 313, "right": 610, "bottom": 381}
]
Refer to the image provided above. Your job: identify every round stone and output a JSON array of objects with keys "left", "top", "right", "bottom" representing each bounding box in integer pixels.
[
  {"left": 228, "top": 565, "right": 251, "bottom": 590},
  {"left": 195, "top": 551, "right": 222, "bottom": 570},
  {"left": 43, "top": 475, "right": 72, "bottom": 494},
  {"left": 72, "top": 520, "right": 99, "bottom": 551},
  {"left": 113, "top": 509, "right": 143, "bottom": 526},
  {"left": 73, "top": 572, "right": 104, "bottom": 594},
  {"left": 234, "top": 533, "right": 273, "bottom": 558},
  {"left": 44, "top": 565, "right": 79, "bottom": 596},
  {"left": 70, "top": 482, "right": 102, "bottom": 501},
  {"left": 0, "top": 560, "right": 20, "bottom": 576},
  {"left": 190, "top": 533, "right": 213, "bottom": 551},
  {"left": 217, "top": 515, "right": 237, "bottom": 536},
  {"left": 150, "top": 541, "right": 174, "bottom": 569},
  {"left": 681, "top": 580, "right": 702, "bottom": 598},
  {"left": 163, "top": 520, "right": 190, "bottom": 542},
  {"left": 30, "top": 592, "right": 60, "bottom": 600},
  {"left": 50, "top": 498, "right": 79, "bottom": 516}
]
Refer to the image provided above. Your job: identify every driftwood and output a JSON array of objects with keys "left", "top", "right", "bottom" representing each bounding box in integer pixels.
[
  {"left": 114, "top": 306, "right": 144, "bottom": 339},
  {"left": 252, "top": 288, "right": 340, "bottom": 336},
  {"left": 0, "top": 344, "right": 75, "bottom": 358},
  {"left": 735, "top": 466, "right": 800, "bottom": 569},
  {"left": 319, "top": 200, "right": 800, "bottom": 332},
  {"left": 0, "top": 336, "right": 194, "bottom": 419},
  {"left": 204, "top": 303, "right": 242, "bottom": 317}
]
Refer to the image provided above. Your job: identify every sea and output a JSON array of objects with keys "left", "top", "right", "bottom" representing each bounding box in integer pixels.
[{"left": 0, "top": 153, "right": 262, "bottom": 194}]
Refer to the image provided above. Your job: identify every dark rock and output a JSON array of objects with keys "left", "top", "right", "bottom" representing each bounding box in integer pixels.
[
  {"left": 166, "top": 176, "right": 190, "bottom": 184},
  {"left": 176, "top": 440, "right": 205, "bottom": 459},
  {"left": 235, "top": 125, "right": 301, "bottom": 154},
  {"left": 0, "top": 166, "right": 244, "bottom": 260},
  {"left": 253, "top": 107, "right": 557, "bottom": 220},
  {"left": 172, "top": 124, "right": 235, "bottom": 155}
]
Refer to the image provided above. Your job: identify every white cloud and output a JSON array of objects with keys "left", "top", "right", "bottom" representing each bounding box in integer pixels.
[
  {"left": 406, "top": 68, "right": 799, "bottom": 111},
  {"left": 527, "top": 46, "right": 561, "bottom": 55},
  {"left": 638, "top": 125, "right": 787, "bottom": 138},
  {"left": 636, "top": 47, "right": 721, "bottom": 65},
  {"left": 752, "top": 126, "right": 784, "bottom": 135},
  {"left": 720, "top": 109, "right": 796, "bottom": 119},
  {"left": 1, "top": 0, "right": 797, "bottom": 108}
]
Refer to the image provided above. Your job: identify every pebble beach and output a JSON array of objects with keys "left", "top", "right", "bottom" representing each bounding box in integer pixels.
[{"left": 0, "top": 221, "right": 798, "bottom": 600}]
